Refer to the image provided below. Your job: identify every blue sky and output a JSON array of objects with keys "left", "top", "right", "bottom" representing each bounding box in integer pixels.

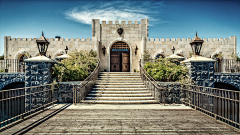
[{"left": 0, "top": 0, "right": 240, "bottom": 56}]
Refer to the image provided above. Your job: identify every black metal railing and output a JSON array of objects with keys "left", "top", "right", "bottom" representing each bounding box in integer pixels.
[
  {"left": 214, "top": 59, "right": 240, "bottom": 73},
  {"left": 0, "top": 59, "right": 25, "bottom": 73},
  {"left": 181, "top": 84, "right": 240, "bottom": 129},
  {"left": 139, "top": 59, "right": 167, "bottom": 103},
  {"left": 140, "top": 59, "right": 239, "bottom": 129},
  {"left": 214, "top": 59, "right": 222, "bottom": 73},
  {"left": 0, "top": 84, "right": 58, "bottom": 129},
  {"left": 225, "top": 59, "right": 240, "bottom": 73},
  {"left": 73, "top": 59, "right": 100, "bottom": 104}
]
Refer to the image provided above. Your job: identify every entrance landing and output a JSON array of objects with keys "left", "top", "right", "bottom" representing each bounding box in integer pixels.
[
  {"left": 49, "top": 103, "right": 192, "bottom": 110},
  {"left": 1, "top": 104, "right": 239, "bottom": 134}
]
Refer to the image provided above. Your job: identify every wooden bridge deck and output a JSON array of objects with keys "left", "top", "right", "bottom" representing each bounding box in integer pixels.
[{"left": 1, "top": 104, "right": 239, "bottom": 134}]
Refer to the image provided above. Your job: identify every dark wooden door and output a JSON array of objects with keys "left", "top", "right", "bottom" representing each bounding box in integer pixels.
[
  {"left": 122, "top": 53, "right": 130, "bottom": 72},
  {"left": 110, "top": 55, "right": 120, "bottom": 72}
]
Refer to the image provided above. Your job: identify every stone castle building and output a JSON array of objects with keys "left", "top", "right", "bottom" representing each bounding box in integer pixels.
[{"left": 4, "top": 19, "right": 237, "bottom": 72}]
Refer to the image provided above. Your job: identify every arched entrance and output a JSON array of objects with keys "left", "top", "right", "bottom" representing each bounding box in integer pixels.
[{"left": 110, "top": 41, "right": 130, "bottom": 72}]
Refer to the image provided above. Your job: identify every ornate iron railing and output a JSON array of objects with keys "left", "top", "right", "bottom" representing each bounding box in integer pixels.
[
  {"left": 214, "top": 59, "right": 240, "bottom": 73},
  {"left": 0, "top": 84, "right": 58, "bottom": 129},
  {"left": 181, "top": 84, "right": 240, "bottom": 129},
  {"left": 73, "top": 59, "right": 100, "bottom": 104},
  {"left": 225, "top": 59, "right": 240, "bottom": 73},
  {"left": 0, "top": 59, "right": 25, "bottom": 73},
  {"left": 214, "top": 59, "right": 222, "bottom": 73},
  {"left": 139, "top": 59, "right": 167, "bottom": 103}
]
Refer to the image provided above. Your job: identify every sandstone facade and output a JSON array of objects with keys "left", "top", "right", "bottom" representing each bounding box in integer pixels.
[{"left": 4, "top": 19, "right": 237, "bottom": 72}]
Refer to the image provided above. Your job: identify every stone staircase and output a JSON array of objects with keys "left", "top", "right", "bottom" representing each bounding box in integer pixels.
[{"left": 81, "top": 72, "right": 158, "bottom": 104}]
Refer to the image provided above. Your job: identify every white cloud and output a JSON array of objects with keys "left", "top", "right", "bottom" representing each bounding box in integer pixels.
[{"left": 64, "top": 1, "right": 168, "bottom": 25}]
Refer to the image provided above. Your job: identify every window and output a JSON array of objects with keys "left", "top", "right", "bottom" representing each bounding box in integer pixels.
[
  {"left": 111, "top": 41, "right": 129, "bottom": 51},
  {"left": 155, "top": 54, "right": 165, "bottom": 59}
]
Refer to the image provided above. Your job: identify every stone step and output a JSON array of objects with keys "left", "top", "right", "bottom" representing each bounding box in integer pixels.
[
  {"left": 90, "top": 90, "right": 150, "bottom": 94},
  {"left": 96, "top": 80, "right": 143, "bottom": 83},
  {"left": 92, "top": 87, "right": 148, "bottom": 91},
  {"left": 81, "top": 100, "right": 159, "bottom": 104},
  {"left": 98, "top": 76, "right": 141, "bottom": 78},
  {"left": 85, "top": 97, "right": 155, "bottom": 100},
  {"left": 99, "top": 72, "right": 139, "bottom": 74},
  {"left": 95, "top": 83, "right": 144, "bottom": 85},
  {"left": 88, "top": 93, "right": 152, "bottom": 97},
  {"left": 94, "top": 85, "right": 146, "bottom": 88},
  {"left": 99, "top": 74, "right": 141, "bottom": 77},
  {"left": 98, "top": 78, "right": 142, "bottom": 80}
]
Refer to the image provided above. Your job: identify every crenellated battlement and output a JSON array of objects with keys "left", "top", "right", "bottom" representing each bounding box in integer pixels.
[
  {"left": 147, "top": 38, "right": 232, "bottom": 41},
  {"left": 101, "top": 20, "right": 139, "bottom": 24},
  {"left": 6, "top": 37, "right": 92, "bottom": 41}
]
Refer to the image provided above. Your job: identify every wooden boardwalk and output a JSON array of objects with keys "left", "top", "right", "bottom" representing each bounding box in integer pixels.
[{"left": 1, "top": 104, "right": 239, "bottom": 134}]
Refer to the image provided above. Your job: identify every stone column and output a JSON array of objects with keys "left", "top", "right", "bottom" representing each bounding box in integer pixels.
[
  {"left": 183, "top": 56, "right": 216, "bottom": 87},
  {"left": 25, "top": 56, "right": 57, "bottom": 87},
  {"left": 24, "top": 56, "right": 57, "bottom": 111}
]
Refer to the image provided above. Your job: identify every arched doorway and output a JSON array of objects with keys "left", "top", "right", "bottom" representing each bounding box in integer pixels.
[
  {"left": 155, "top": 54, "right": 165, "bottom": 59},
  {"left": 110, "top": 41, "right": 130, "bottom": 72}
]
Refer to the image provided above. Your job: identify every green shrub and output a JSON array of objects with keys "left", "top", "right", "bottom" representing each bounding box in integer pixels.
[
  {"left": 0, "top": 69, "right": 4, "bottom": 73},
  {"left": 0, "top": 54, "right": 4, "bottom": 60},
  {"left": 144, "top": 58, "right": 188, "bottom": 82},
  {"left": 52, "top": 49, "right": 98, "bottom": 82}
]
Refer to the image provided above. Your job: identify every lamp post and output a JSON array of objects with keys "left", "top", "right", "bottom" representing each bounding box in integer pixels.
[
  {"left": 190, "top": 31, "right": 204, "bottom": 56},
  {"left": 36, "top": 31, "right": 50, "bottom": 56}
]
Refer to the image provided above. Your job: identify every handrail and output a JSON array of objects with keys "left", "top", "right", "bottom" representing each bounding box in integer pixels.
[
  {"left": 140, "top": 59, "right": 240, "bottom": 130},
  {"left": 139, "top": 59, "right": 167, "bottom": 103},
  {"left": 0, "top": 83, "right": 58, "bottom": 129},
  {"left": 0, "top": 59, "right": 25, "bottom": 73},
  {"left": 181, "top": 83, "right": 240, "bottom": 130},
  {"left": 73, "top": 58, "right": 100, "bottom": 104}
]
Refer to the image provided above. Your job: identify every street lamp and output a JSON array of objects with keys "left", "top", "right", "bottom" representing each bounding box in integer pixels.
[
  {"left": 36, "top": 31, "right": 50, "bottom": 56},
  {"left": 190, "top": 31, "right": 204, "bottom": 56}
]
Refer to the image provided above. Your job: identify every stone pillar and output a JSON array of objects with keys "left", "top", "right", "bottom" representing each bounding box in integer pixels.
[
  {"left": 183, "top": 56, "right": 216, "bottom": 87},
  {"left": 25, "top": 56, "right": 57, "bottom": 87},
  {"left": 24, "top": 56, "right": 57, "bottom": 111}
]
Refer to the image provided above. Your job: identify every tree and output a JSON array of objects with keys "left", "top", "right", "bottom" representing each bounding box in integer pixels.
[
  {"left": 52, "top": 49, "right": 98, "bottom": 82},
  {"left": 144, "top": 58, "right": 188, "bottom": 82}
]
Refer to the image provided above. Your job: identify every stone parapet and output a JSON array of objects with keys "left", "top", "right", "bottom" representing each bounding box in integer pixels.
[
  {"left": 184, "top": 58, "right": 215, "bottom": 87},
  {"left": 58, "top": 81, "right": 82, "bottom": 103},
  {"left": 157, "top": 82, "right": 181, "bottom": 104},
  {"left": 0, "top": 72, "right": 25, "bottom": 90}
]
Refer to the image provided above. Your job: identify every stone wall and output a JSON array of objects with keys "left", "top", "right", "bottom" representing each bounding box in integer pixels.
[
  {"left": 58, "top": 81, "right": 82, "bottom": 103},
  {"left": 157, "top": 82, "right": 182, "bottom": 104},
  {"left": 0, "top": 72, "right": 25, "bottom": 90},
  {"left": 214, "top": 73, "right": 240, "bottom": 89},
  {"left": 185, "top": 62, "right": 215, "bottom": 87},
  {"left": 146, "top": 36, "right": 236, "bottom": 59},
  {"left": 25, "top": 61, "right": 55, "bottom": 87},
  {"left": 4, "top": 36, "right": 96, "bottom": 60}
]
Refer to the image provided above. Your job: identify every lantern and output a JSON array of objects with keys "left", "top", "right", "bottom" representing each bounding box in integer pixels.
[
  {"left": 190, "top": 31, "right": 204, "bottom": 56},
  {"left": 36, "top": 31, "right": 50, "bottom": 56}
]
